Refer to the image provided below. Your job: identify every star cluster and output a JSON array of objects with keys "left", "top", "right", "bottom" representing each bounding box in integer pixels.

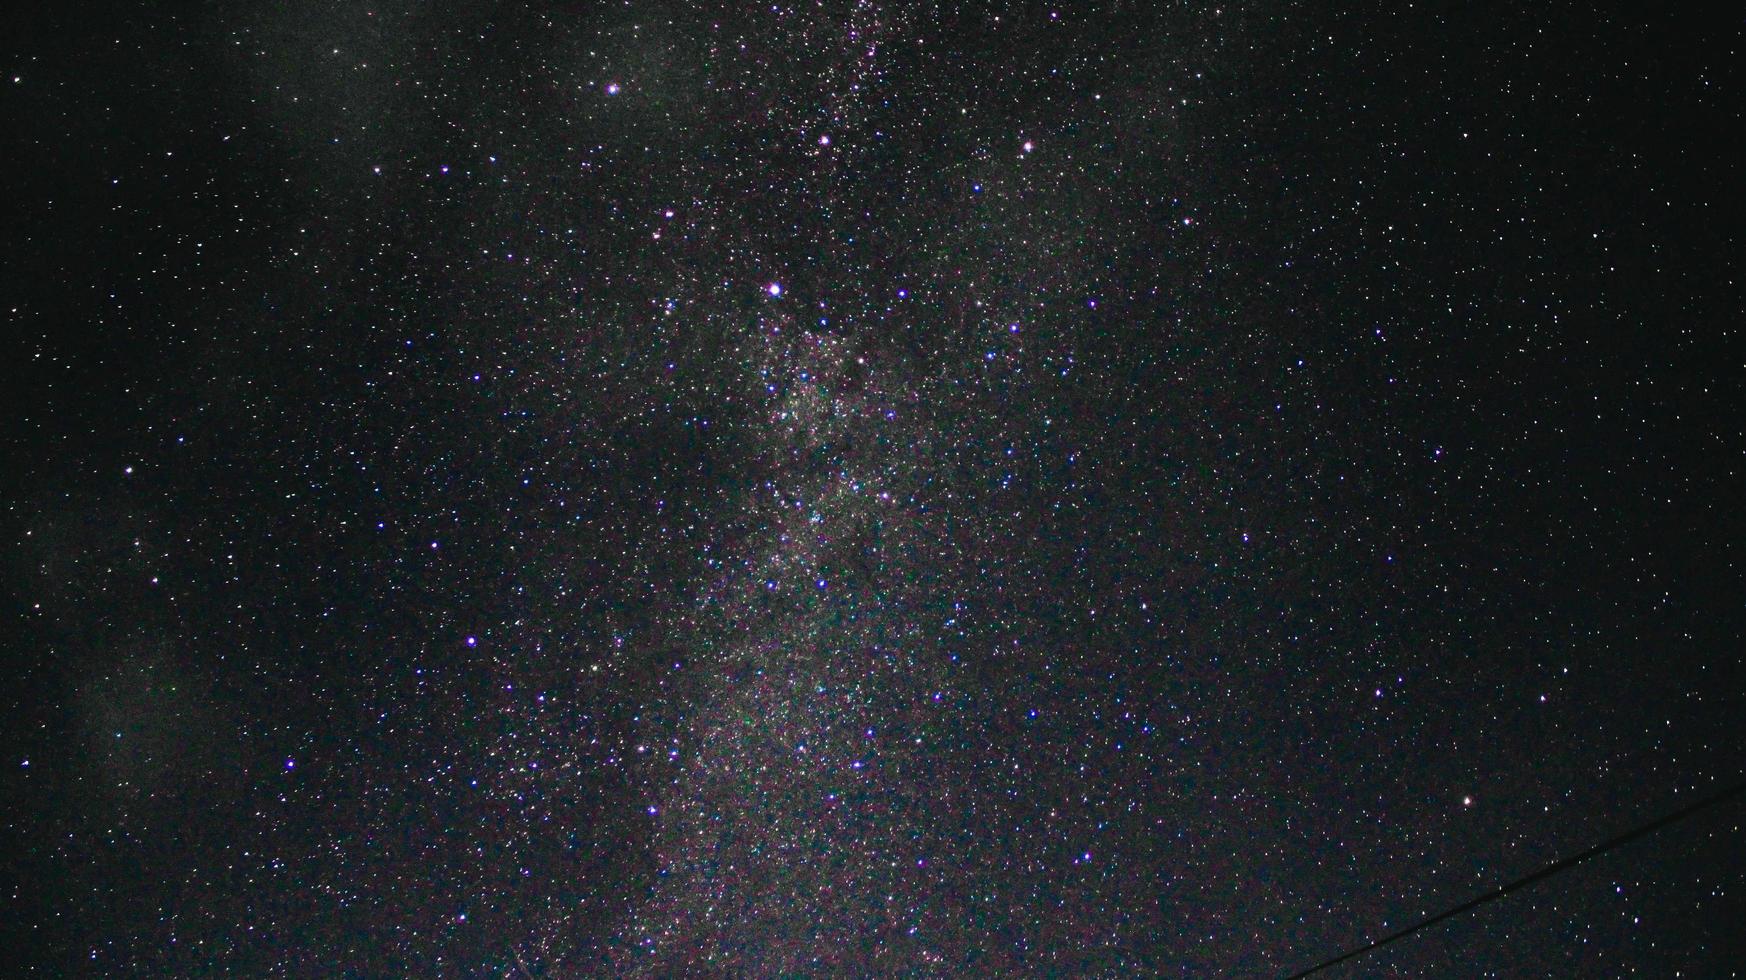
[{"left": 5, "top": 2, "right": 1743, "bottom": 976}]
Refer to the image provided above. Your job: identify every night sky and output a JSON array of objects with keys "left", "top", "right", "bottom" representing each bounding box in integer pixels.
[{"left": 5, "top": 3, "right": 1744, "bottom": 976}]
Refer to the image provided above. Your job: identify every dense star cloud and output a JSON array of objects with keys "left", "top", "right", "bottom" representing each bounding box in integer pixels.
[{"left": 4, "top": 2, "right": 1743, "bottom": 976}]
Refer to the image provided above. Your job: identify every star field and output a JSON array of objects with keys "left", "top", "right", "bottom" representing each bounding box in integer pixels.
[{"left": 4, "top": 2, "right": 1744, "bottom": 976}]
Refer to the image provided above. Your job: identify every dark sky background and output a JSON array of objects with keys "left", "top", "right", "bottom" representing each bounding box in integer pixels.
[{"left": 4, "top": 2, "right": 1743, "bottom": 976}]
